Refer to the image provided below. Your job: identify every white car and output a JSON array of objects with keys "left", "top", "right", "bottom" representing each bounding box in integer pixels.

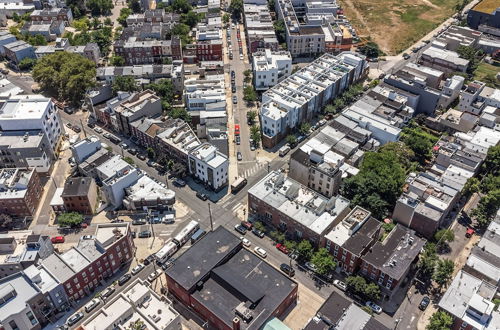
[
  {"left": 240, "top": 54, "right": 244, "bottom": 60},
  {"left": 131, "top": 264, "right": 145, "bottom": 275},
  {"left": 81, "top": 235, "right": 93, "bottom": 240},
  {"left": 333, "top": 280, "right": 347, "bottom": 291},
  {"left": 84, "top": 298, "right": 100, "bottom": 313},
  {"left": 93, "top": 127, "right": 103, "bottom": 134},
  {"left": 365, "top": 301, "right": 382, "bottom": 314},
  {"left": 240, "top": 237, "right": 251, "bottom": 247},
  {"left": 254, "top": 246, "right": 267, "bottom": 258},
  {"left": 148, "top": 269, "right": 163, "bottom": 282}
]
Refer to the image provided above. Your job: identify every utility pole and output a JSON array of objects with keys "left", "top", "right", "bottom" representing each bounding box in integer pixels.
[
  {"left": 208, "top": 203, "right": 213, "bottom": 232},
  {"left": 149, "top": 209, "right": 156, "bottom": 249},
  {"left": 80, "top": 119, "right": 87, "bottom": 138},
  {"left": 267, "top": 161, "right": 270, "bottom": 173}
]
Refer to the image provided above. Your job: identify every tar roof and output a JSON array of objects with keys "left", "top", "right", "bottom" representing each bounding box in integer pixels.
[
  {"left": 191, "top": 248, "right": 297, "bottom": 330},
  {"left": 304, "top": 292, "right": 351, "bottom": 330},
  {"left": 62, "top": 177, "right": 93, "bottom": 197},
  {"left": 166, "top": 226, "right": 241, "bottom": 290},
  {"left": 342, "top": 217, "right": 381, "bottom": 255},
  {"left": 362, "top": 225, "right": 426, "bottom": 280}
]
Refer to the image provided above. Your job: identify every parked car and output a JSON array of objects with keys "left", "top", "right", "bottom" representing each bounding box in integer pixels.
[
  {"left": 232, "top": 96, "right": 238, "bottom": 104},
  {"left": 237, "top": 152, "right": 242, "bottom": 161},
  {"left": 72, "top": 126, "right": 81, "bottom": 133},
  {"left": 146, "top": 160, "right": 155, "bottom": 167},
  {"left": 196, "top": 192, "right": 208, "bottom": 201},
  {"left": 234, "top": 224, "right": 247, "bottom": 235},
  {"left": 143, "top": 254, "right": 154, "bottom": 265},
  {"left": 93, "top": 127, "right": 103, "bottom": 134},
  {"left": 138, "top": 230, "right": 151, "bottom": 238},
  {"left": 236, "top": 135, "right": 241, "bottom": 145},
  {"left": 240, "top": 237, "right": 251, "bottom": 247},
  {"left": 276, "top": 243, "right": 289, "bottom": 254},
  {"left": 66, "top": 312, "right": 84, "bottom": 326},
  {"left": 100, "top": 287, "right": 115, "bottom": 300},
  {"left": 252, "top": 228, "right": 265, "bottom": 238},
  {"left": 402, "top": 53, "right": 411, "bottom": 60},
  {"left": 280, "top": 263, "right": 295, "bottom": 277},
  {"left": 118, "top": 274, "right": 132, "bottom": 286},
  {"left": 148, "top": 269, "right": 163, "bottom": 282},
  {"left": 240, "top": 221, "right": 252, "bottom": 230},
  {"left": 231, "top": 70, "right": 235, "bottom": 78},
  {"left": 419, "top": 296, "right": 430, "bottom": 310},
  {"left": 161, "top": 257, "right": 176, "bottom": 271},
  {"left": 365, "top": 301, "right": 382, "bottom": 314},
  {"left": 305, "top": 262, "right": 317, "bottom": 273},
  {"left": 103, "top": 132, "right": 111, "bottom": 139},
  {"left": 254, "top": 246, "right": 267, "bottom": 258},
  {"left": 66, "top": 122, "right": 72, "bottom": 128},
  {"left": 173, "top": 178, "right": 186, "bottom": 187},
  {"left": 128, "top": 148, "right": 137, "bottom": 155},
  {"left": 137, "top": 154, "right": 146, "bottom": 161},
  {"left": 120, "top": 143, "right": 128, "bottom": 149},
  {"left": 132, "top": 219, "right": 146, "bottom": 225},
  {"left": 466, "top": 227, "right": 475, "bottom": 238},
  {"left": 333, "top": 280, "right": 347, "bottom": 291},
  {"left": 87, "top": 122, "right": 95, "bottom": 129},
  {"left": 51, "top": 236, "right": 65, "bottom": 244},
  {"left": 131, "top": 264, "right": 145, "bottom": 275},
  {"left": 81, "top": 235, "right": 93, "bottom": 240},
  {"left": 84, "top": 299, "right": 100, "bottom": 313}
]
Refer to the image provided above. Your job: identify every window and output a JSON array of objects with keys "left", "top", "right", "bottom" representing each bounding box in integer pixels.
[
  {"left": 9, "top": 320, "right": 19, "bottom": 330},
  {"left": 26, "top": 311, "right": 38, "bottom": 325}
]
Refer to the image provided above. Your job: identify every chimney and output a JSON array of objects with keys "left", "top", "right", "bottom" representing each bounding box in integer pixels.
[{"left": 232, "top": 317, "right": 240, "bottom": 330}]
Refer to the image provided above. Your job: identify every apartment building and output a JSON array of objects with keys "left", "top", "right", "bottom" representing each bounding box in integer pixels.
[
  {"left": 324, "top": 206, "right": 381, "bottom": 274},
  {"left": 123, "top": 175, "right": 175, "bottom": 211},
  {"left": 82, "top": 279, "right": 181, "bottom": 330},
  {"left": 458, "top": 80, "right": 500, "bottom": 115},
  {"left": 114, "top": 36, "right": 182, "bottom": 65},
  {"left": 155, "top": 118, "right": 201, "bottom": 164},
  {"left": 41, "top": 223, "right": 134, "bottom": 303},
  {"left": 4, "top": 40, "right": 35, "bottom": 65},
  {"left": 0, "top": 231, "right": 53, "bottom": 279},
  {"left": 21, "top": 20, "right": 65, "bottom": 41},
  {"left": 433, "top": 25, "right": 482, "bottom": 52},
  {"left": 243, "top": 2, "right": 279, "bottom": 53},
  {"left": 0, "top": 95, "right": 62, "bottom": 151},
  {"left": 196, "top": 17, "right": 223, "bottom": 61},
  {"left": 0, "top": 272, "right": 54, "bottom": 330},
  {"left": 384, "top": 66, "right": 465, "bottom": 114},
  {"left": 437, "top": 108, "right": 478, "bottom": 133},
  {"left": 0, "top": 131, "right": 55, "bottom": 173},
  {"left": 253, "top": 49, "right": 292, "bottom": 91},
  {"left": 260, "top": 52, "right": 367, "bottom": 148},
  {"left": 111, "top": 90, "right": 162, "bottom": 136},
  {"left": 30, "top": 7, "right": 73, "bottom": 25},
  {"left": 96, "top": 61, "right": 184, "bottom": 93},
  {"left": 129, "top": 117, "right": 164, "bottom": 148},
  {"left": 467, "top": 0, "right": 500, "bottom": 30},
  {"left": 0, "top": 32, "right": 16, "bottom": 56},
  {"left": 288, "top": 125, "right": 351, "bottom": 198},
  {"left": 70, "top": 135, "right": 102, "bottom": 164},
  {"left": 438, "top": 270, "right": 500, "bottom": 330},
  {"left": 96, "top": 155, "right": 140, "bottom": 208},
  {"left": 419, "top": 46, "right": 469, "bottom": 74},
  {"left": 126, "top": 10, "right": 179, "bottom": 25},
  {"left": 359, "top": 225, "right": 425, "bottom": 299},
  {"left": 0, "top": 1, "right": 35, "bottom": 17},
  {"left": 78, "top": 149, "right": 113, "bottom": 179},
  {"left": 0, "top": 168, "right": 42, "bottom": 217},
  {"left": 248, "top": 171, "right": 350, "bottom": 246},
  {"left": 188, "top": 143, "right": 228, "bottom": 191},
  {"left": 61, "top": 177, "right": 98, "bottom": 215},
  {"left": 184, "top": 75, "right": 226, "bottom": 113},
  {"left": 24, "top": 264, "right": 70, "bottom": 312},
  {"left": 35, "top": 38, "right": 101, "bottom": 64}
]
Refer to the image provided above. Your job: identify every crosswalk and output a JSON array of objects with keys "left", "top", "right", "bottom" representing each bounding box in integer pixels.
[
  {"left": 239, "top": 162, "right": 267, "bottom": 179},
  {"left": 231, "top": 202, "right": 245, "bottom": 216}
]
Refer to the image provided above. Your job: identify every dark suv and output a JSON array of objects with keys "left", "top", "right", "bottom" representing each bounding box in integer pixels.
[{"left": 280, "top": 263, "right": 295, "bottom": 277}]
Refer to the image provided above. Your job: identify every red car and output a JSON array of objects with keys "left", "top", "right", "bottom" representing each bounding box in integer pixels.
[
  {"left": 241, "top": 221, "right": 253, "bottom": 230},
  {"left": 51, "top": 236, "right": 65, "bottom": 244},
  {"left": 276, "top": 243, "right": 289, "bottom": 254}
]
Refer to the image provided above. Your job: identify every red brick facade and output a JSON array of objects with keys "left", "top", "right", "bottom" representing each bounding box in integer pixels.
[
  {"left": 0, "top": 169, "right": 42, "bottom": 217},
  {"left": 196, "top": 41, "right": 223, "bottom": 61}
]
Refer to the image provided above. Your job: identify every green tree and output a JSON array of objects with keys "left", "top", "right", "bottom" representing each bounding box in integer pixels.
[
  {"left": 91, "top": 17, "right": 101, "bottom": 30},
  {"left": 169, "top": 107, "right": 191, "bottom": 122},
  {"left": 346, "top": 276, "right": 367, "bottom": 294},
  {"left": 254, "top": 221, "right": 266, "bottom": 233},
  {"left": 18, "top": 57, "right": 37, "bottom": 71},
  {"left": 32, "top": 52, "right": 96, "bottom": 106},
  {"left": 181, "top": 11, "right": 200, "bottom": 28},
  {"left": 324, "top": 104, "right": 337, "bottom": 114},
  {"left": 273, "top": 19, "right": 286, "bottom": 44},
  {"left": 284, "top": 240, "right": 297, "bottom": 251},
  {"left": 146, "top": 147, "right": 156, "bottom": 159},
  {"left": 434, "top": 229, "right": 454, "bottom": 246},
  {"left": 110, "top": 55, "right": 125, "bottom": 66},
  {"left": 87, "top": 0, "right": 114, "bottom": 15},
  {"left": 243, "top": 86, "right": 257, "bottom": 102},
  {"left": 171, "top": 0, "right": 192, "bottom": 13},
  {"left": 286, "top": 135, "right": 297, "bottom": 146},
  {"left": 296, "top": 240, "right": 313, "bottom": 260},
  {"left": 229, "top": 0, "right": 243, "bottom": 19},
  {"left": 310, "top": 248, "right": 336, "bottom": 275},
  {"left": 58, "top": 212, "right": 84, "bottom": 227},
  {"left": 427, "top": 311, "right": 453, "bottom": 330},
  {"left": 364, "top": 283, "right": 381, "bottom": 301},
  {"left": 433, "top": 259, "right": 454, "bottom": 289},
  {"left": 222, "top": 13, "right": 230, "bottom": 24},
  {"left": 400, "top": 124, "right": 438, "bottom": 165},
  {"left": 250, "top": 125, "right": 261, "bottom": 145},
  {"left": 299, "top": 123, "right": 311, "bottom": 136},
  {"left": 379, "top": 142, "right": 415, "bottom": 172},
  {"left": 104, "top": 17, "right": 113, "bottom": 26},
  {"left": 128, "top": 0, "right": 141, "bottom": 12},
  {"left": 418, "top": 243, "right": 438, "bottom": 279},
  {"left": 112, "top": 76, "right": 139, "bottom": 95},
  {"left": 123, "top": 156, "right": 134, "bottom": 165},
  {"left": 247, "top": 110, "right": 257, "bottom": 123},
  {"left": 359, "top": 41, "right": 382, "bottom": 58},
  {"left": 270, "top": 231, "right": 285, "bottom": 243},
  {"left": 171, "top": 23, "right": 191, "bottom": 45},
  {"left": 473, "top": 189, "right": 500, "bottom": 227},
  {"left": 73, "top": 17, "right": 90, "bottom": 31},
  {"left": 146, "top": 79, "right": 174, "bottom": 100},
  {"left": 118, "top": 8, "right": 133, "bottom": 26},
  {"left": 91, "top": 27, "right": 113, "bottom": 55},
  {"left": 292, "top": 65, "right": 300, "bottom": 74},
  {"left": 482, "top": 145, "right": 500, "bottom": 176},
  {"left": 26, "top": 34, "right": 47, "bottom": 46},
  {"left": 342, "top": 149, "right": 406, "bottom": 219}
]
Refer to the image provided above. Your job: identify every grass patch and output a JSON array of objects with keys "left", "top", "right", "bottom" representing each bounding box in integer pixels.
[{"left": 473, "top": 62, "right": 500, "bottom": 88}]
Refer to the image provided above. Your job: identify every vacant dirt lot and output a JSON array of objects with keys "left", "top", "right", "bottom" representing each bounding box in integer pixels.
[{"left": 339, "top": 0, "right": 462, "bottom": 54}]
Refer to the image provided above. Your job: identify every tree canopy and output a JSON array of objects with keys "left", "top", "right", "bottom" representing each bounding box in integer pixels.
[
  {"left": 342, "top": 148, "right": 406, "bottom": 219},
  {"left": 427, "top": 311, "right": 453, "bottom": 330},
  {"left": 400, "top": 123, "right": 439, "bottom": 165},
  {"left": 346, "top": 276, "right": 381, "bottom": 301},
  {"left": 229, "top": 0, "right": 243, "bottom": 19},
  {"left": 58, "top": 212, "right": 84, "bottom": 227},
  {"left": 32, "top": 52, "right": 96, "bottom": 106},
  {"left": 310, "top": 248, "right": 336, "bottom": 275},
  {"left": 433, "top": 259, "right": 454, "bottom": 289},
  {"left": 87, "top": 0, "right": 114, "bottom": 16},
  {"left": 112, "top": 76, "right": 139, "bottom": 95}
]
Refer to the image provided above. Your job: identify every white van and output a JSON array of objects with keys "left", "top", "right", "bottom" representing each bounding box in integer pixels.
[
  {"left": 279, "top": 145, "right": 290, "bottom": 157},
  {"left": 85, "top": 298, "right": 100, "bottom": 313}
]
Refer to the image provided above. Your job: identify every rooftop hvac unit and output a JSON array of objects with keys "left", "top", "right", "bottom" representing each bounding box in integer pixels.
[{"left": 235, "top": 302, "right": 252, "bottom": 322}]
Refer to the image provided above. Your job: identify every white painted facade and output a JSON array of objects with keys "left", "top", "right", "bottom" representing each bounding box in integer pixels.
[
  {"left": 188, "top": 143, "right": 228, "bottom": 190},
  {"left": 253, "top": 49, "right": 292, "bottom": 91}
]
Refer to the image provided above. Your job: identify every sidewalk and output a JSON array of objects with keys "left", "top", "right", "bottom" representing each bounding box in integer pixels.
[{"left": 283, "top": 284, "right": 325, "bottom": 330}]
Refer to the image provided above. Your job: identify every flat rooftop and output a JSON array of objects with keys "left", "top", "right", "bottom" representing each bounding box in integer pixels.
[
  {"left": 0, "top": 95, "right": 50, "bottom": 121},
  {"left": 473, "top": 0, "right": 499, "bottom": 14},
  {"left": 0, "top": 273, "right": 39, "bottom": 320}
]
